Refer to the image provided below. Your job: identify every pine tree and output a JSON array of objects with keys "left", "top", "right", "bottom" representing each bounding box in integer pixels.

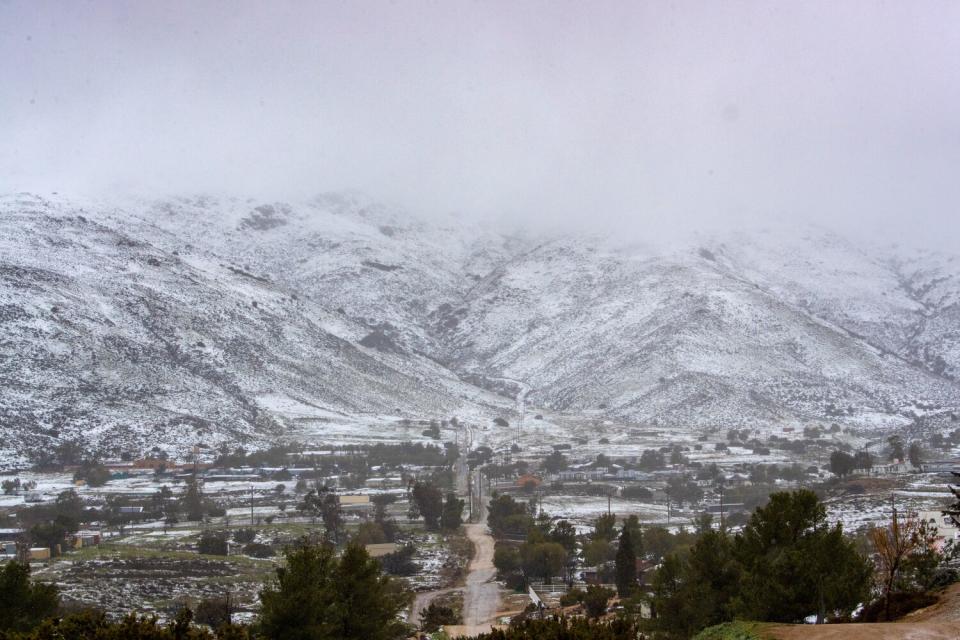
[
  {"left": 258, "top": 543, "right": 337, "bottom": 640},
  {"left": 182, "top": 479, "right": 205, "bottom": 521},
  {"left": 615, "top": 527, "right": 637, "bottom": 597},
  {"left": 440, "top": 492, "right": 464, "bottom": 531},
  {"left": 331, "top": 544, "right": 411, "bottom": 640},
  {"left": 411, "top": 482, "right": 444, "bottom": 531},
  {"left": 943, "top": 471, "right": 960, "bottom": 527},
  {"left": 0, "top": 561, "right": 60, "bottom": 632}
]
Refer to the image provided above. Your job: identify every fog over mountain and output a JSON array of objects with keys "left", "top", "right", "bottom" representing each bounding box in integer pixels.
[
  {"left": 1, "top": 191, "right": 959, "bottom": 469},
  {"left": 2, "top": 1, "right": 959, "bottom": 249},
  {"left": 2, "top": 2, "right": 960, "bottom": 466}
]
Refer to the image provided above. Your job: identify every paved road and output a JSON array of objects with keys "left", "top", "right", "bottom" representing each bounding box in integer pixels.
[{"left": 445, "top": 522, "right": 500, "bottom": 636}]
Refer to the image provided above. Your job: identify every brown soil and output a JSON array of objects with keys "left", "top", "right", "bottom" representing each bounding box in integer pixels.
[{"left": 767, "top": 584, "right": 960, "bottom": 639}]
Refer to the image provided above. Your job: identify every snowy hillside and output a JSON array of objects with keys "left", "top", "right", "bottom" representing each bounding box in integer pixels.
[
  {"left": 435, "top": 234, "right": 960, "bottom": 429},
  {"left": 0, "top": 194, "right": 510, "bottom": 467},
  {"left": 2, "top": 192, "right": 959, "bottom": 466}
]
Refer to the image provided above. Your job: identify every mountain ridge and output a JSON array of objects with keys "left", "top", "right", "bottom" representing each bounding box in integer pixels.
[{"left": 2, "top": 192, "right": 958, "bottom": 466}]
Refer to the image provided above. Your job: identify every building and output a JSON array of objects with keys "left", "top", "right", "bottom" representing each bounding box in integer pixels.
[
  {"left": 516, "top": 474, "right": 543, "bottom": 489},
  {"left": 29, "top": 547, "right": 51, "bottom": 561},
  {"left": 364, "top": 543, "right": 398, "bottom": 558},
  {"left": 918, "top": 510, "right": 960, "bottom": 552},
  {"left": 922, "top": 460, "right": 960, "bottom": 474}
]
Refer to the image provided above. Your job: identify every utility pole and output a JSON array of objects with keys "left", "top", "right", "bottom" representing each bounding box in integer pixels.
[
  {"left": 718, "top": 478, "right": 725, "bottom": 531},
  {"left": 250, "top": 485, "right": 255, "bottom": 526},
  {"left": 467, "top": 471, "right": 473, "bottom": 523}
]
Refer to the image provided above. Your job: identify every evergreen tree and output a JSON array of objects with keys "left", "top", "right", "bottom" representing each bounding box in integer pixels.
[
  {"left": 733, "top": 489, "right": 871, "bottom": 623},
  {"left": 258, "top": 542, "right": 410, "bottom": 640},
  {"left": 829, "top": 450, "right": 856, "bottom": 477},
  {"left": 543, "top": 451, "right": 568, "bottom": 473},
  {"left": 888, "top": 435, "right": 906, "bottom": 462},
  {"left": 411, "top": 482, "right": 444, "bottom": 531},
  {"left": 519, "top": 542, "right": 567, "bottom": 583},
  {"left": 332, "top": 544, "right": 411, "bottom": 640},
  {"left": 615, "top": 526, "right": 637, "bottom": 597},
  {"left": 440, "top": 492, "right": 464, "bottom": 531},
  {"left": 593, "top": 513, "right": 617, "bottom": 541},
  {"left": 908, "top": 442, "right": 923, "bottom": 468},
  {"left": 0, "top": 561, "right": 60, "bottom": 632},
  {"left": 487, "top": 493, "right": 533, "bottom": 538},
  {"left": 945, "top": 471, "right": 960, "bottom": 528},
  {"left": 649, "top": 529, "right": 739, "bottom": 638},
  {"left": 298, "top": 488, "right": 344, "bottom": 544},
  {"left": 621, "top": 515, "right": 644, "bottom": 557},
  {"left": 181, "top": 479, "right": 205, "bottom": 521}
]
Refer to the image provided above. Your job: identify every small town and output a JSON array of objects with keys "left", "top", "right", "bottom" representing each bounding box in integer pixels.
[{"left": 2, "top": 411, "right": 960, "bottom": 638}]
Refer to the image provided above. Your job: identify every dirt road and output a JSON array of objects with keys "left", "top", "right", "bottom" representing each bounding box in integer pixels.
[
  {"left": 445, "top": 522, "right": 501, "bottom": 636},
  {"left": 765, "top": 585, "right": 960, "bottom": 640},
  {"left": 409, "top": 586, "right": 458, "bottom": 628}
]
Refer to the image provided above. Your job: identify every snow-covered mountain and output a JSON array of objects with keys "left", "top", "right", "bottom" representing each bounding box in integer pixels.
[{"left": 2, "top": 192, "right": 959, "bottom": 465}]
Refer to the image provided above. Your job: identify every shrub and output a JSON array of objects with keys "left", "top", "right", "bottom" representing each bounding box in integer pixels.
[
  {"left": 621, "top": 486, "right": 653, "bottom": 501},
  {"left": 194, "top": 597, "right": 233, "bottom": 628},
  {"left": 419, "top": 603, "right": 460, "bottom": 632},
  {"left": 559, "top": 588, "right": 585, "bottom": 607},
  {"left": 233, "top": 528, "right": 256, "bottom": 544},
  {"left": 243, "top": 542, "right": 274, "bottom": 558},
  {"left": 858, "top": 591, "right": 938, "bottom": 622},
  {"left": 197, "top": 533, "right": 228, "bottom": 556}
]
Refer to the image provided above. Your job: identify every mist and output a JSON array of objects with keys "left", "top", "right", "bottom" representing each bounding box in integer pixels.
[{"left": 1, "top": 1, "right": 959, "bottom": 249}]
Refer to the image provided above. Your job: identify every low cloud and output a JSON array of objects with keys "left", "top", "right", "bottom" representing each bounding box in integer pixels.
[{"left": 1, "top": 1, "right": 958, "bottom": 249}]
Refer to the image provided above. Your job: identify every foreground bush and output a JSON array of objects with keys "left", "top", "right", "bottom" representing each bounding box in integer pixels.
[
  {"left": 0, "top": 562, "right": 59, "bottom": 633},
  {"left": 0, "top": 610, "right": 248, "bottom": 640},
  {"left": 470, "top": 617, "right": 641, "bottom": 640}
]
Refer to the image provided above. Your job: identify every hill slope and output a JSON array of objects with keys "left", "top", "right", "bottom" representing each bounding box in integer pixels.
[{"left": 2, "top": 192, "right": 959, "bottom": 464}]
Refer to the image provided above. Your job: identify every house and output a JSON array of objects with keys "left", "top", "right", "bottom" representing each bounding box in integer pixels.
[
  {"left": 555, "top": 470, "right": 587, "bottom": 482},
  {"left": 364, "top": 476, "right": 404, "bottom": 490},
  {"left": 922, "top": 460, "right": 960, "bottom": 474},
  {"left": 918, "top": 510, "right": 960, "bottom": 552},
  {"left": 71, "top": 531, "right": 101, "bottom": 549},
  {"left": 705, "top": 503, "right": 745, "bottom": 514},
  {"left": 29, "top": 547, "right": 51, "bottom": 561},
  {"left": 516, "top": 474, "right": 542, "bottom": 489},
  {"left": 871, "top": 461, "right": 911, "bottom": 475},
  {"left": 364, "top": 543, "right": 398, "bottom": 558}
]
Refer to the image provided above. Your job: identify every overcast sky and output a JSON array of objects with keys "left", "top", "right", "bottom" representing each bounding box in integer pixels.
[{"left": 1, "top": 1, "right": 958, "bottom": 247}]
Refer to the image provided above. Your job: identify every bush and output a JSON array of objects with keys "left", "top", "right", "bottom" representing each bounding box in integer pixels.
[
  {"left": 194, "top": 597, "right": 232, "bottom": 628},
  {"left": 621, "top": 486, "right": 653, "bottom": 501},
  {"left": 692, "top": 621, "right": 770, "bottom": 640},
  {"left": 583, "top": 585, "right": 614, "bottom": 619},
  {"left": 206, "top": 504, "right": 227, "bottom": 518},
  {"left": 74, "top": 463, "right": 111, "bottom": 487},
  {"left": 233, "top": 528, "right": 256, "bottom": 544},
  {"left": 379, "top": 544, "right": 418, "bottom": 576},
  {"left": 419, "top": 603, "right": 460, "bottom": 632},
  {"left": 197, "top": 533, "right": 228, "bottom": 556},
  {"left": 858, "top": 591, "right": 938, "bottom": 622},
  {"left": 559, "top": 588, "right": 585, "bottom": 607},
  {"left": 243, "top": 542, "right": 275, "bottom": 558}
]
